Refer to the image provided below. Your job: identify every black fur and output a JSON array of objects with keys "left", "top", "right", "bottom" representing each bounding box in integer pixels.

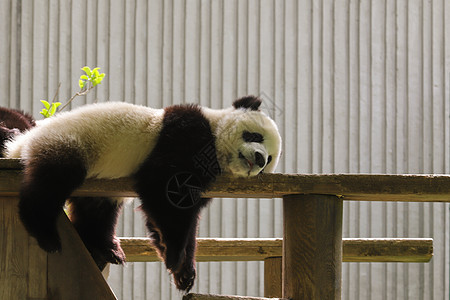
[
  {"left": 242, "top": 131, "right": 264, "bottom": 143},
  {"left": 232, "top": 95, "right": 262, "bottom": 111},
  {"left": 68, "top": 197, "right": 125, "bottom": 270},
  {"left": 19, "top": 147, "right": 87, "bottom": 252},
  {"left": 134, "top": 104, "right": 220, "bottom": 291},
  {"left": 0, "top": 127, "right": 18, "bottom": 151},
  {"left": 0, "top": 107, "right": 35, "bottom": 131},
  {"left": 0, "top": 107, "right": 35, "bottom": 157}
]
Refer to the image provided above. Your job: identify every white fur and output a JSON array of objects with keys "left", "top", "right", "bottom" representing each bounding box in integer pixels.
[{"left": 6, "top": 102, "right": 281, "bottom": 179}]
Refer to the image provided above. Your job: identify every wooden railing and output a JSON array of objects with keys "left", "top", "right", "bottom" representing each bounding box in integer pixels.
[
  {"left": 120, "top": 237, "right": 433, "bottom": 263},
  {"left": 0, "top": 159, "right": 446, "bottom": 300}
]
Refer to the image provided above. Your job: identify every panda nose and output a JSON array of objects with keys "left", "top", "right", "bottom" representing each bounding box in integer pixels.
[{"left": 254, "top": 152, "right": 266, "bottom": 168}]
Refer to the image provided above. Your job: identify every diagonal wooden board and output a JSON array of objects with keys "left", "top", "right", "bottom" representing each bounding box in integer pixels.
[{"left": 47, "top": 211, "right": 117, "bottom": 300}]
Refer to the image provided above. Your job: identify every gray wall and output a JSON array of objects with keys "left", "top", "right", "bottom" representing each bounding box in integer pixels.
[{"left": 1, "top": 0, "right": 449, "bottom": 299}]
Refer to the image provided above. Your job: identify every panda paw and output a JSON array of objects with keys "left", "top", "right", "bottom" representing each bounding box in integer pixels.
[
  {"left": 173, "top": 263, "right": 196, "bottom": 292},
  {"left": 89, "top": 238, "right": 126, "bottom": 270},
  {"left": 35, "top": 234, "right": 62, "bottom": 253}
]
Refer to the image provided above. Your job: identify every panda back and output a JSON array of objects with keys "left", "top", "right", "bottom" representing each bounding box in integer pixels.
[{"left": 6, "top": 102, "right": 164, "bottom": 179}]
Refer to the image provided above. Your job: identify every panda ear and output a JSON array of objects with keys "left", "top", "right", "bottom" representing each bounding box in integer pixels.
[{"left": 232, "top": 96, "right": 262, "bottom": 111}]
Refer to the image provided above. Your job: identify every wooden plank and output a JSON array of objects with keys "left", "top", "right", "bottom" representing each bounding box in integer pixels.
[
  {"left": 183, "top": 293, "right": 287, "bottom": 300},
  {"left": 282, "top": 194, "right": 342, "bottom": 300},
  {"left": 0, "top": 162, "right": 449, "bottom": 202},
  {"left": 343, "top": 238, "right": 433, "bottom": 263},
  {"left": 48, "top": 211, "right": 117, "bottom": 300},
  {"left": 121, "top": 238, "right": 280, "bottom": 262},
  {"left": 27, "top": 236, "right": 47, "bottom": 299},
  {"left": 4, "top": 160, "right": 450, "bottom": 202},
  {"left": 264, "top": 257, "right": 282, "bottom": 298},
  {"left": 119, "top": 237, "right": 433, "bottom": 263},
  {"left": 0, "top": 197, "right": 31, "bottom": 300}
]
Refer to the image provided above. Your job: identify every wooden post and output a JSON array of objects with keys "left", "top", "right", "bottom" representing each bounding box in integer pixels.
[
  {"left": 264, "top": 256, "right": 282, "bottom": 298},
  {"left": 282, "top": 194, "right": 343, "bottom": 300},
  {"left": 0, "top": 197, "right": 47, "bottom": 300}
]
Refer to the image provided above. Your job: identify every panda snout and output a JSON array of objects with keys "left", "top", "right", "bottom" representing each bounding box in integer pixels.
[{"left": 254, "top": 152, "right": 266, "bottom": 168}]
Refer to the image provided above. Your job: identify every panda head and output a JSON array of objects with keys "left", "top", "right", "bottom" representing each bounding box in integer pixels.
[{"left": 214, "top": 96, "right": 282, "bottom": 177}]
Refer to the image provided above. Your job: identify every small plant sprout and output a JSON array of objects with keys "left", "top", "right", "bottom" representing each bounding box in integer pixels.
[
  {"left": 39, "top": 82, "right": 62, "bottom": 118},
  {"left": 39, "top": 100, "right": 61, "bottom": 118},
  {"left": 78, "top": 66, "right": 106, "bottom": 90},
  {"left": 39, "top": 66, "right": 106, "bottom": 117},
  {"left": 59, "top": 66, "right": 106, "bottom": 112}
]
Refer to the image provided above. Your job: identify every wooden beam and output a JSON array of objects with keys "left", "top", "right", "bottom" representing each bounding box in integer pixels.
[
  {"left": 3, "top": 159, "right": 450, "bottom": 202},
  {"left": 342, "top": 238, "right": 433, "bottom": 262},
  {"left": 264, "top": 257, "right": 282, "bottom": 298},
  {"left": 118, "top": 237, "right": 433, "bottom": 263},
  {"left": 282, "top": 194, "right": 343, "bottom": 299},
  {"left": 183, "top": 293, "right": 287, "bottom": 300}
]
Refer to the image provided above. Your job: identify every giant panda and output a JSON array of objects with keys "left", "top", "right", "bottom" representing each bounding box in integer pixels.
[{"left": 3, "top": 96, "right": 281, "bottom": 291}]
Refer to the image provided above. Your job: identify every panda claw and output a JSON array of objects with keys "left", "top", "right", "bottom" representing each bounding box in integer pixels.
[
  {"left": 88, "top": 242, "right": 126, "bottom": 271},
  {"left": 172, "top": 262, "right": 196, "bottom": 292}
]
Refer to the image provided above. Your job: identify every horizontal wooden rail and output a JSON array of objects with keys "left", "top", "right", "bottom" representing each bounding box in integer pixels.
[
  {"left": 119, "top": 238, "right": 433, "bottom": 263},
  {"left": 183, "top": 293, "right": 286, "bottom": 300},
  {"left": 2, "top": 159, "right": 450, "bottom": 202}
]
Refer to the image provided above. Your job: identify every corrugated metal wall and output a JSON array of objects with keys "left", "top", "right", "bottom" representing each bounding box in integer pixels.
[{"left": 1, "top": 0, "right": 450, "bottom": 299}]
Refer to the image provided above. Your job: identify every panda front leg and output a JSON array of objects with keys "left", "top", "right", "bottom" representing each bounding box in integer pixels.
[
  {"left": 19, "top": 155, "right": 87, "bottom": 252},
  {"left": 171, "top": 214, "right": 201, "bottom": 292},
  {"left": 140, "top": 201, "right": 202, "bottom": 292},
  {"left": 67, "top": 197, "right": 126, "bottom": 270}
]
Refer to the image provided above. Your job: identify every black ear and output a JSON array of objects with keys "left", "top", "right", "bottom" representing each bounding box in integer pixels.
[{"left": 232, "top": 96, "right": 262, "bottom": 111}]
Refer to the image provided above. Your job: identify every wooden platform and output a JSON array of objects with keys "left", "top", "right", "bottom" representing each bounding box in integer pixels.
[{"left": 0, "top": 158, "right": 446, "bottom": 300}]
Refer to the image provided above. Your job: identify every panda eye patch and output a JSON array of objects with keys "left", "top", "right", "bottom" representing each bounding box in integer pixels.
[
  {"left": 242, "top": 131, "right": 264, "bottom": 143},
  {"left": 267, "top": 155, "right": 272, "bottom": 164}
]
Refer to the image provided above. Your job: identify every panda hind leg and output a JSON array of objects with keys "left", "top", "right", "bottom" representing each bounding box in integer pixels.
[
  {"left": 67, "top": 197, "right": 125, "bottom": 270},
  {"left": 19, "top": 155, "right": 87, "bottom": 253}
]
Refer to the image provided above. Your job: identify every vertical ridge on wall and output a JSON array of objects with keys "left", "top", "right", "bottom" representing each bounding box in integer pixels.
[{"left": 1, "top": 0, "right": 449, "bottom": 299}]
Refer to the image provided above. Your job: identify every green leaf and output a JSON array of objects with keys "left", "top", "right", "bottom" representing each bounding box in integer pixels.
[
  {"left": 92, "top": 70, "right": 100, "bottom": 81},
  {"left": 48, "top": 102, "right": 61, "bottom": 116},
  {"left": 49, "top": 104, "right": 56, "bottom": 115},
  {"left": 40, "top": 108, "right": 49, "bottom": 118},
  {"left": 82, "top": 66, "right": 92, "bottom": 77},
  {"left": 80, "top": 75, "right": 89, "bottom": 80},
  {"left": 79, "top": 79, "right": 85, "bottom": 89},
  {"left": 40, "top": 100, "right": 50, "bottom": 110},
  {"left": 97, "top": 73, "right": 105, "bottom": 83}
]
